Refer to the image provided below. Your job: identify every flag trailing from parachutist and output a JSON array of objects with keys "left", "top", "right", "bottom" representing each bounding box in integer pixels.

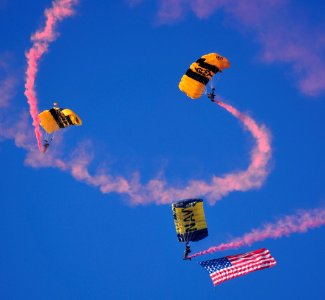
[{"left": 199, "top": 248, "right": 276, "bottom": 286}]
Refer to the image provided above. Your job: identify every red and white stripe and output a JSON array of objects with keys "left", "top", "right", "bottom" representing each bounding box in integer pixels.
[{"left": 211, "top": 248, "right": 276, "bottom": 286}]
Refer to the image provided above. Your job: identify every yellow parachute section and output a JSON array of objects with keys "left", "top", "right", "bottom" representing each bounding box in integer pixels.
[
  {"left": 172, "top": 199, "right": 208, "bottom": 243},
  {"left": 179, "top": 53, "right": 230, "bottom": 99},
  {"left": 38, "top": 104, "right": 82, "bottom": 134}
]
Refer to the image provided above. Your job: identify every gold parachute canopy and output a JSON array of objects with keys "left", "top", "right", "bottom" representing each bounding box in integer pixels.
[
  {"left": 172, "top": 198, "right": 208, "bottom": 243},
  {"left": 179, "top": 53, "right": 230, "bottom": 99},
  {"left": 38, "top": 104, "right": 82, "bottom": 134}
]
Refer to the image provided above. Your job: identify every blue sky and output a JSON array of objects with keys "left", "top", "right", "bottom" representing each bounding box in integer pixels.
[{"left": 0, "top": 0, "right": 324, "bottom": 299}]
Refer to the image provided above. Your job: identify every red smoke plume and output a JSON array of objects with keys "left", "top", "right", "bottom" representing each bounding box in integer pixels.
[
  {"left": 24, "top": 0, "right": 78, "bottom": 152},
  {"left": 189, "top": 207, "right": 325, "bottom": 258}
]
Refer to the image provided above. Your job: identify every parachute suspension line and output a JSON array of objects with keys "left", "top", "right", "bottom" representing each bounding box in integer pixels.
[
  {"left": 207, "top": 73, "right": 221, "bottom": 102},
  {"left": 40, "top": 129, "right": 54, "bottom": 153},
  {"left": 43, "top": 131, "right": 54, "bottom": 144},
  {"left": 185, "top": 219, "right": 195, "bottom": 260},
  {"left": 215, "top": 72, "right": 222, "bottom": 84},
  {"left": 184, "top": 223, "right": 195, "bottom": 260},
  {"left": 203, "top": 86, "right": 208, "bottom": 97},
  {"left": 209, "top": 75, "right": 215, "bottom": 90}
]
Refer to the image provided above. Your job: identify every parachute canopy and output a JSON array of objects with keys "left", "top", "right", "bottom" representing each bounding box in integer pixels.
[
  {"left": 38, "top": 105, "right": 82, "bottom": 134},
  {"left": 179, "top": 53, "right": 230, "bottom": 99},
  {"left": 172, "top": 198, "right": 208, "bottom": 243}
]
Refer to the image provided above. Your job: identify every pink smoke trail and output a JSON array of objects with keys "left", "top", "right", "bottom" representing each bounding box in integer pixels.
[
  {"left": 0, "top": 54, "right": 17, "bottom": 108},
  {"left": 189, "top": 207, "right": 325, "bottom": 258},
  {"left": 134, "top": 0, "right": 325, "bottom": 96},
  {"left": 1, "top": 62, "right": 272, "bottom": 205},
  {"left": 22, "top": 99, "right": 271, "bottom": 205},
  {"left": 188, "top": 99, "right": 272, "bottom": 204},
  {"left": 24, "top": 0, "right": 78, "bottom": 152}
]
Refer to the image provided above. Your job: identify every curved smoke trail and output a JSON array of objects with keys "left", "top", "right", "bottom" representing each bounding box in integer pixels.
[
  {"left": 24, "top": 0, "right": 78, "bottom": 152},
  {"left": 21, "top": 0, "right": 271, "bottom": 204},
  {"left": 24, "top": 99, "right": 272, "bottom": 205},
  {"left": 189, "top": 207, "right": 325, "bottom": 258}
]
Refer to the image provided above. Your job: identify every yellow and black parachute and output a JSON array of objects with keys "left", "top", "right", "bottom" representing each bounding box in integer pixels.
[
  {"left": 179, "top": 53, "right": 230, "bottom": 99},
  {"left": 172, "top": 198, "right": 208, "bottom": 243},
  {"left": 38, "top": 103, "right": 82, "bottom": 134}
]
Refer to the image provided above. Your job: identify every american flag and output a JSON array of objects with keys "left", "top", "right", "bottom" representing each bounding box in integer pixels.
[{"left": 199, "top": 248, "right": 276, "bottom": 286}]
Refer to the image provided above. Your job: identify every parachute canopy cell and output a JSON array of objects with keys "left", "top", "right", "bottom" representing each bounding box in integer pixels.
[
  {"left": 179, "top": 53, "right": 230, "bottom": 99},
  {"left": 38, "top": 106, "right": 82, "bottom": 134},
  {"left": 172, "top": 198, "right": 208, "bottom": 243}
]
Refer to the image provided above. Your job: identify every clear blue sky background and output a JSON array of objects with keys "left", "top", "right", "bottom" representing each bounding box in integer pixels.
[{"left": 0, "top": 0, "right": 324, "bottom": 299}]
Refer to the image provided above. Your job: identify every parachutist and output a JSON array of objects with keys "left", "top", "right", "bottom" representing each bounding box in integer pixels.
[
  {"left": 43, "top": 141, "right": 50, "bottom": 153},
  {"left": 207, "top": 88, "right": 216, "bottom": 102},
  {"left": 38, "top": 104, "right": 82, "bottom": 153},
  {"left": 172, "top": 199, "right": 208, "bottom": 261},
  {"left": 183, "top": 243, "right": 192, "bottom": 260}
]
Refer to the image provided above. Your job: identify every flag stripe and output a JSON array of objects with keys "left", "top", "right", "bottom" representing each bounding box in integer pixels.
[
  {"left": 230, "top": 252, "right": 275, "bottom": 267},
  {"left": 211, "top": 262, "right": 276, "bottom": 285},
  {"left": 227, "top": 248, "right": 269, "bottom": 261},
  {"left": 211, "top": 257, "right": 276, "bottom": 279},
  {"left": 211, "top": 260, "right": 276, "bottom": 280},
  {"left": 211, "top": 260, "right": 276, "bottom": 285}
]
